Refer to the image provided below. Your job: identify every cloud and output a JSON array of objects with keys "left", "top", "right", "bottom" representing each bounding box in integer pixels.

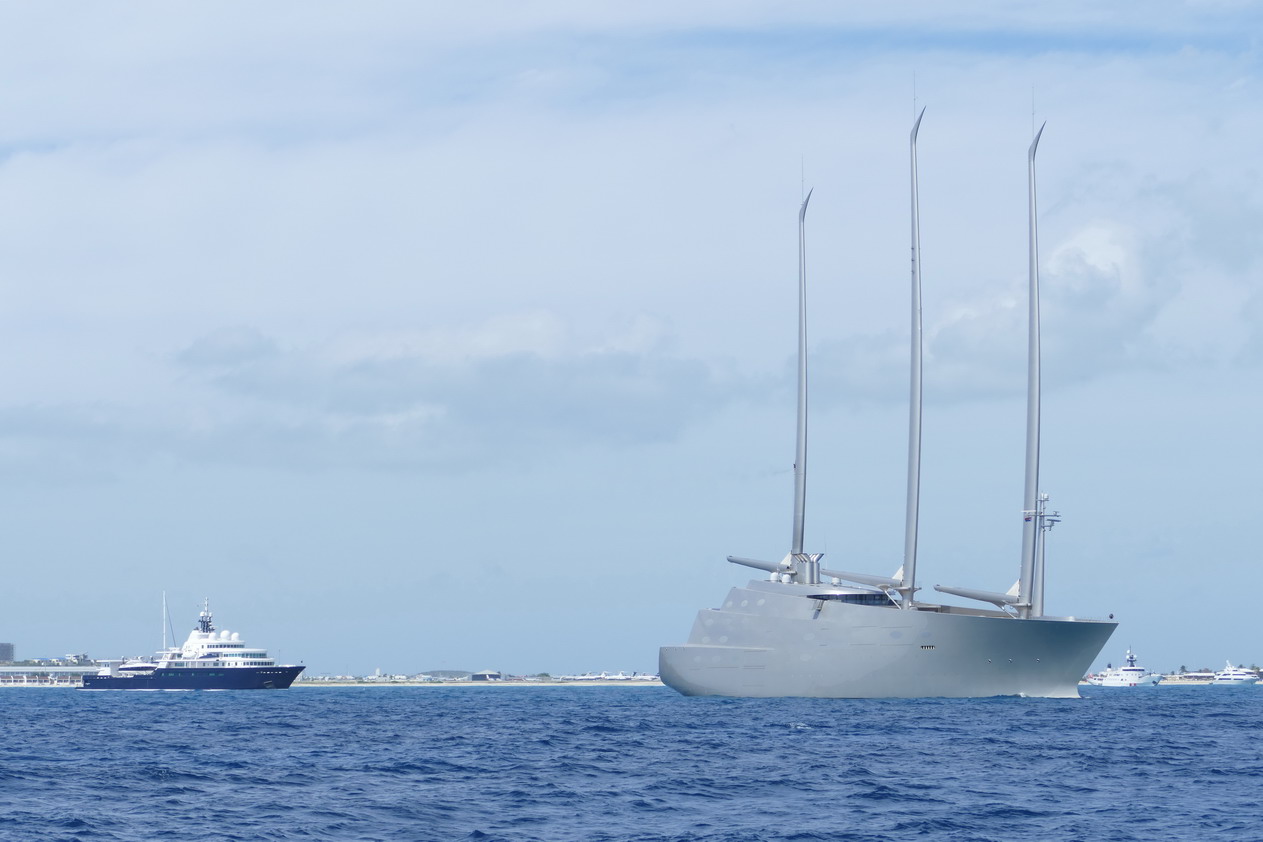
[
  {"left": 0, "top": 313, "right": 745, "bottom": 479},
  {"left": 177, "top": 325, "right": 279, "bottom": 368},
  {"left": 802, "top": 159, "right": 1262, "bottom": 409},
  {"left": 189, "top": 316, "right": 732, "bottom": 463},
  {"left": 1, "top": 10, "right": 1258, "bottom": 485}
]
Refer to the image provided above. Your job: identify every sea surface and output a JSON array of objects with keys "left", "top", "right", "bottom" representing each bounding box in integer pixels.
[{"left": 2, "top": 684, "right": 1261, "bottom": 841}]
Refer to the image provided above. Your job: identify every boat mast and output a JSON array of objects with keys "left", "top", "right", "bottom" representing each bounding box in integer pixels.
[
  {"left": 1017, "top": 123, "right": 1045, "bottom": 619},
  {"left": 791, "top": 190, "right": 812, "bottom": 558},
  {"left": 1034, "top": 492, "right": 1060, "bottom": 616},
  {"left": 728, "top": 191, "right": 822, "bottom": 585},
  {"left": 162, "top": 591, "right": 167, "bottom": 651},
  {"left": 899, "top": 108, "right": 926, "bottom": 608}
]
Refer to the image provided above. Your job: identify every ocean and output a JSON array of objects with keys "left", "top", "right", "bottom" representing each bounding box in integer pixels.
[{"left": 2, "top": 685, "right": 1260, "bottom": 841}]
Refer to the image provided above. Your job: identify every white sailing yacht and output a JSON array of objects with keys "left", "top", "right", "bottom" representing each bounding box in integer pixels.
[{"left": 658, "top": 113, "right": 1116, "bottom": 698}]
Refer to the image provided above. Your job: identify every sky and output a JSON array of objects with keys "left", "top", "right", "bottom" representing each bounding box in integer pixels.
[{"left": 1, "top": 2, "right": 1260, "bottom": 677}]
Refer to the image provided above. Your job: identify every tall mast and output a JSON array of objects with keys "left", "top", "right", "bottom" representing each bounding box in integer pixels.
[
  {"left": 900, "top": 107, "right": 926, "bottom": 607},
  {"left": 1018, "top": 123, "right": 1046, "bottom": 619},
  {"left": 162, "top": 591, "right": 167, "bottom": 650},
  {"left": 727, "top": 190, "right": 821, "bottom": 586},
  {"left": 791, "top": 190, "right": 813, "bottom": 558}
]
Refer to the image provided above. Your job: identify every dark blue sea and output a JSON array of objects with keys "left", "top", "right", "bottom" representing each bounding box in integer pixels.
[{"left": 3, "top": 685, "right": 1261, "bottom": 841}]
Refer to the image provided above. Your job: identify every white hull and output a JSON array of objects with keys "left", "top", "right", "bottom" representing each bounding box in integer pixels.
[
  {"left": 1211, "top": 662, "right": 1258, "bottom": 686},
  {"left": 659, "top": 581, "right": 1116, "bottom": 699},
  {"left": 1092, "top": 673, "right": 1162, "bottom": 687},
  {"left": 1089, "top": 649, "right": 1162, "bottom": 686}
]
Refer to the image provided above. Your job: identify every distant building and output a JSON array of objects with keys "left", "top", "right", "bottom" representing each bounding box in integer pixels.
[
  {"left": 0, "top": 643, "right": 13, "bottom": 663},
  {"left": 470, "top": 669, "right": 502, "bottom": 682}
]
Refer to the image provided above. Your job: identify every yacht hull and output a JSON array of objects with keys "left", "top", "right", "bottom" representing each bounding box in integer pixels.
[
  {"left": 659, "top": 582, "right": 1115, "bottom": 698},
  {"left": 82, "top": 665, "right": 304, "bottom": 690}
]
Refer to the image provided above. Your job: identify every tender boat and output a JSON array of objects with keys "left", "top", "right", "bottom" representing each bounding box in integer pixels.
[
  {"left": 83, "top": 601, "right": 304, "bottom": 690},
  {"left": 658, "top": 113, "right": 1116, "bottom": 698},
  {"left": 1211, "top": 662, "right": 1259, "bottom": 686},
  {"left": 1089, "top": 649, "right": 1162, "bottom": 686}
]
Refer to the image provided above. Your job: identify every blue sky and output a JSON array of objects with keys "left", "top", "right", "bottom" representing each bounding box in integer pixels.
[{"left": 1, "top": 3, "right": 1260, "bottom": 675}]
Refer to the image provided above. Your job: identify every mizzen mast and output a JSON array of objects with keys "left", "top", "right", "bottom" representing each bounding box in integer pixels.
[{"left": 1017, "top": 123, "right": 1046, "bottom": 619}]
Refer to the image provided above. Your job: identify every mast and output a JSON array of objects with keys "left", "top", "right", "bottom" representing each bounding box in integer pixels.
[
  {"left": 1033, "top": 492, "right": 1060, "bottom": 616},
  {"left": 1034, "top": 494, "right": 1046, "bottom": 617},
  {"left": 162, "top": 591, "right": 167, "bottom": 651},
  {"left": 198, "top": 598, "right": 214, "bottom": 633},
  {"left": 729, "top": 191, "right": 821, "bottom": 585},
  {"left": 166, "top": 599, "right": 177, "bottom": 649},
  {"left": 1017, "top": 123, "right": 1046, "bottom": 619},
  {"left": 900, "top": 107, "right": 926, "bottom": 607},
  {"left": 791, "top": 190, "right": 813, "bottom": 561}
]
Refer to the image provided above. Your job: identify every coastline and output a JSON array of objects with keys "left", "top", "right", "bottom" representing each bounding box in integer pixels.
[{"left": 294, "top": 679, "right": 665, "bottom": 688}]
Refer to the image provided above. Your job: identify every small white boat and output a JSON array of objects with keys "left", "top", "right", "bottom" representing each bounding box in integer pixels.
[
  {"left": 1089, "top": 649, "right": 1162, "bottom": 686},
  {"left": 1211, "top": 662, "right": 1259, "bottom": 686}
]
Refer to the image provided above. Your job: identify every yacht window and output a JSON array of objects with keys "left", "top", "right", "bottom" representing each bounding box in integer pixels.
[{"left": 814, "top": 593, "right": 897, "bottom": 607}]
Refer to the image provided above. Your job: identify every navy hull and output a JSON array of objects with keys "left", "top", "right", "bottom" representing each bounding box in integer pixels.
[{"left": 82, "top": 665, "right": 304, "bottom": 690}]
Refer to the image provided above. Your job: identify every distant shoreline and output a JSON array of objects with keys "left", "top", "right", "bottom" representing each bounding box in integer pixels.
[
  {"left": 0, "top": 679, "right": 667, "bottom": 690},
  {"left": 294, "top": 680, "right": 665, "bottom": 688}
]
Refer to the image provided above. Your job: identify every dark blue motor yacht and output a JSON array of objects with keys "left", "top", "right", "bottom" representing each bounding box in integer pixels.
[{"left": 82, "top": 601, "right": 304, "bottom": 690}]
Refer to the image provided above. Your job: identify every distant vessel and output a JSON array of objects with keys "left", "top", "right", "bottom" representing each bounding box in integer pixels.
[
  {"left": 658, "top": 113, "right": 1116, "bottom": 698},
  {"left": 83, "top": 601, "right": 304, "bottom": 690},
  {"left": 1211, "top": 662, "right": 1258, "bottom": 687},
  {"left": 1089, "top": 650, "right": 1162, "bottom": 686},
  {"left": 556, "top": 671, "right": 660, "bottom": 682}
]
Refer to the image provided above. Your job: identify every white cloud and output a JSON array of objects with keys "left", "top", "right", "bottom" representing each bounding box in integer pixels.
[
  {"left": 178, "top": 325, "right": 279, "bottom": 368},
  {"left": 0, "top": 314, "right": 740, "bottom": 475},
  {"left": 320, "top": 312, "right": 571, "bottom": 367}
]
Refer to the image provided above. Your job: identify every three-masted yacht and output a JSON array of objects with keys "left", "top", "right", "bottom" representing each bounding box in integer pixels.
[{"left": 659, "top": 113, "right": 1116, "bottom": 698}]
